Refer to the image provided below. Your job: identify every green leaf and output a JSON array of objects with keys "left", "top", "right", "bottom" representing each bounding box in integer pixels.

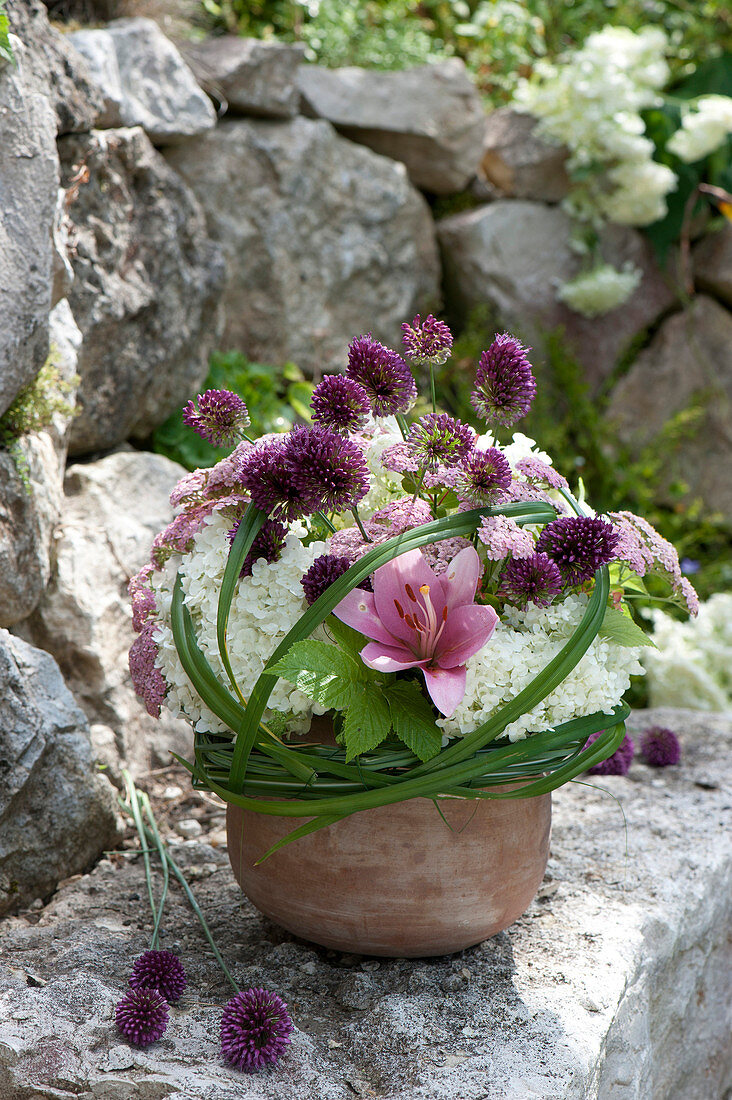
[
  {"left": 268, "top": 639, "right": 364, "bottom": 709},
  {"left": 325, "top": 615, "right": 368, "bottom": 660},
  {"left": 599, "top": 606, "right": 656, "bottom": 649},
  {"left": 384, "top": 680, "right": 443, "bottom": 762},
  {"left": 342, "top": 685, "right": 392, "bottom": 761}
]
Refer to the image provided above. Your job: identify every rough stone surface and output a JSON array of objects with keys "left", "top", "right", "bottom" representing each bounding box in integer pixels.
[
  {"left": 606, "top": 295, "right": 732, "bottom": 520},
  {"left": 5, "top": 0, "right": 105, "bottom": 135},
  {"left": 438, "top": 200, "right": 676, "bottom": 389},
  {"left": 481, "top": 107, "right": 570, "bottom": 202},
  {"left": 0, "top": 301, "right": 80, "bottom": 628},
  {"left": 166, "top": 116, "right": 440, "bottom": 374},
  {"left": 0, "top": 630, "right": 120, "bottom": 918},
  {"left": 298, "top": 60, "right": 485, "bottom": 195},
  {"left": 69, "top": 17, "right": 217, "bottom": 144},
  {"left": 17, "top": 450, "right": 196, "bottom": 780},
  {"left": 58, "top": 126, "right": 225, "bottom": 456},
  {"left": 183, "top": 35, "right": 305, "bottom": 118},
  {"left": 693, "top": 223, "right": 732, "bottom": 306},
  {"left": 0, "top": 30, "right": 57, "bottom": 416},
  {"left": 0, "top": 707, "right": 728, "bottom": 1098}
]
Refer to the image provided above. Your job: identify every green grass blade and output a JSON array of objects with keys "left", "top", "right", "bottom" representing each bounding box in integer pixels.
[{"left": 216, "top": 504, "right": 266, "bottom": 706}]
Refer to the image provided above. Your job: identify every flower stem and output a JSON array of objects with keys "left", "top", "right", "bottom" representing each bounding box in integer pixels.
[{"left": 351, "top": 507, "right": 372, "bottom": 542}]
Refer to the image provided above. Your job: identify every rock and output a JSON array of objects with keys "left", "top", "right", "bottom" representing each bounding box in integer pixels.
[
  {"left": 4, "top": 0, "right": 105, "bottom": 135},
  {"left": 58, "top": 126, "right": 225, "bottom": 456},
  {"left": 183, "top": 35, "right": 305, "bottom": 118},
  {"left": 0, "top": 707, "right": 729, "bottom": 1097},
  {"left": 69, "top": 17, "right": 217, "bottom": 144},
  {"left": 480, "top": 108, "right": 570, "bottom": 202},
  {"left": 0, "top": 27, "right": 57, "bottom": 416},
  {"left": 693, "top": 223, "right": 732, "bottom": 306},
  {"left": 0, "top": 630, "right": 120, "bottom": 918},
  {"left": 298, "top": 59, "right": 485, "bottom": 195},
  {"left": 165, "top": 116, "right": 440, "bottom": 374},
  {"left": 17, "top": 451, "right": 197, "bottom": 779},
  {"left": 438, "top": 199, "right": 676, "bottom": 389},
  {"left": 606, "top": 295, "right": 732, "bottom": 519},
  {"left": 0, "top": 301, "right": 80, "bottom": 627}
]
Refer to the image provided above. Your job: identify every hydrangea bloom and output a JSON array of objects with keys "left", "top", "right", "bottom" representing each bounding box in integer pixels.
[
  {"left": 667, "top": 95, "right": 732, "bottom": 163},
  {"left": 642, "top": 593, "right": 731, "bottom": 711}
]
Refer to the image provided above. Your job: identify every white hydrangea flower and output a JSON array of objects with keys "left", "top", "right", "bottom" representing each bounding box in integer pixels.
[
  {"left": 558, "top": 263, "right": 642, "bottom": 317},
  {"left": 354, "top": 416, "right": 408, "bottom": 515},
  {"left": 667, "top": 95, "right": 732, "bottom": 163},
  {"left": 642, "top": 593, "right": 732, "bottom": 710},
  {"left": 438, "top": 594, "right": 643, "bottom": 742}
]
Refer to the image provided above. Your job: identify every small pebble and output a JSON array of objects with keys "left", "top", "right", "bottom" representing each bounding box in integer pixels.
[
  {"left": 175, "top": 818, "right": 202, "bottom": 839},
  {"left": 163, "top": 785, "right": 184, "bottom": 800}
]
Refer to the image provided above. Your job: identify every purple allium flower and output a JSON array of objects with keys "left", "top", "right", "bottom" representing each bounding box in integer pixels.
[
  {"left": 183, "top": 389, "right": 250, "bottom": 448},
  {"left": 406, "top": 413, "right": 476, "bottom": 469},
  {"left": 451, "top": 447, "right": 512, "bottom": 506},
  {"left": 237, "top": 438, "right": 311, "bottom": 522},
  {"left": 477, "top": 515, "right": 535, "bottom": 560},
  {"left": 584, "top": 731, "right": 634, "bottom": 775},
  {"left": 129, "top": 950, "right": 187, "bottom": 1003},
  {"left": 115, "top": 988, "right": 169, "bottom": 1047},
  {"left": 401, "top": 313, "right": 453, "bottom": 366},
  {"left": 311, "top": 374, "right": 371, "bottom": 433},
  {"left": 227, "top": 517, "right": 288, "bottom": 578},
  {"left": 497, "top": 552, "right": 564, "bottom": 609},
  {"left": 471, "top": 334, "right": 537, "bottom": 427},
  {"left": 515, "top": 456, "right": 569, "bottom": 491},
  {"left": 286, "top": 425, "right": 370, "bottom": 514},
  {"left": 301, "top": 554, "right": 353, "bottom": 605},
  {"left": 536, "top": 515, "right": 620, "bottom": 586},
  {"left": 129, "top": 623, "right": 167, "bottom": 718},
  {"left": 346, "top": 334, "right": 417, "bottom": 416},
  {"left": 640, "top": 726, "right": 681, "bottom": 767},
  {"left": 220, "top": 988, "right": 293, "bottom": 1073}
]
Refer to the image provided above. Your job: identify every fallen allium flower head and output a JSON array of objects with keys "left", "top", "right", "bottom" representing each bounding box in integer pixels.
[
  {"left": 220, "top": 988, "right": 294, "bottom": 1072},
  {"left": 115, "top": 987, "right": 169, "bottom": 1047},
  {"left": 129, "top": 949, "right": 187, "bottom": 1003},
  {"left": 640, "top": 725, "right": 681, "bottom": 767},
  {"left": 584, "top": 730, "right": 635, "bottom": 775}
]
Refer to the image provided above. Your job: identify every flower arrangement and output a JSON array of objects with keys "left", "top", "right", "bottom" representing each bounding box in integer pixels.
[{"left": 129, "top": 316, "right": 697, "bottom": 855}]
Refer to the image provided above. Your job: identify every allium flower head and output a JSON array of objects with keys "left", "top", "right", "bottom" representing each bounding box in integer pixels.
[
  {"left": 452, "top": 447, "right": 512, "bottom": 506},
  {"left": 115, "top": 988, "right": 169, "bottom": 1047},
  {"left": 287, "top": 425, "right": 370, "bottom": 514},
  {"left": 471, "top": 334, "right": 537, "bottom": 427},
  {"left": 236, "top": 438, "right": 311, "bottom": 522},
  {"left": 301, "top": 554, "right": 353, "bottom": 605},
  {"left": 311, "top": 374, "right": 371, "bottom": 433},
  {"left": 640, "top": 726, "right": 681, "bottom": 767},
  {"left": 585, "top": 730, "right": 634, "bottom": 775},
  {"left": 406, "top": 413, "right": 475, "bottom": 470},
  {"left": 129, "top": 950, "right": 187, "bottom": 1003},
  {"left": 220, "top": 988, "right": 294, "bottom": 1073},
  {"left": 346, "top": 334, "right": 417, "bottom": 416},
  {"left": 536, "top": 515, "right": 620, "bottom": 586},
  {"left": 228, "top": 517, "right": 288, "bottom": 578},
  {"left": 497, "top": 552, "right": 564, "bottom": 609},
  {"left": 183, "top": 389, "right": 250, "bottom": 448},
  {"left": 401, "top": 314, "right": 453, "bottom": 366}
]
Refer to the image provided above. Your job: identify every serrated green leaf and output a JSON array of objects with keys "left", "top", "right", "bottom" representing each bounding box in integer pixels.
[
  {"left": 325, "top": 615, "right": 369, "bottom": 661},
  {"left": 384, "top": 680, "right": 443, "bottom": 762},
  {"left": 343, "top": 685, "right": 392, "bottom": 761},
  {"left": 268, "top": 639, "right": 362, "bottom": 708},
  {"left": 599, "top": 606, "right": 656, "bottom": 649}
]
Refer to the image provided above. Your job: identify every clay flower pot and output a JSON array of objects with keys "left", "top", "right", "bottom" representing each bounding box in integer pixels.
[{"left": 226, "top": 790, "right": 551, "bottom": 957}]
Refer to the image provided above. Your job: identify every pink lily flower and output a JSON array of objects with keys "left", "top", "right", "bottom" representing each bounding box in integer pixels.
[{"left": 333, "top": 545, "right": 498, "bottom": 716}]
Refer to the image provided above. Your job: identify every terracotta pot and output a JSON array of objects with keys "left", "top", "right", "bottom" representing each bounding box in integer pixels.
[{"left": 226, "top": 789, "right": 551, "bottom": 957}]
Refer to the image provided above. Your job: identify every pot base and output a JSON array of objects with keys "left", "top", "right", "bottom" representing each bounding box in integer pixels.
[{"left": 227, "top": 791, "right": 551, "bottom": 957}]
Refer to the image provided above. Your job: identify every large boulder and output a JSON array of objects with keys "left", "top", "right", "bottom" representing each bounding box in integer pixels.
[
  {"left": 693, "top": 223, "right": 732, "bottom": 307},
  {"left": 298, "top": 60, "right": 485, "bottom": 195},
  {"left": 606, "top": 295, "right": 732, "bottom": 519},
  {"left": 0, "top": 630, "right": 120, "bottom": 918},
  {"left": 18, "top": 450, "right": 196, "bottom": 779},
  {"left": 437, "top": 199, "right": 676, "bottom": 389},
  {"left": 0, "top": 25, "right": 57, "bottom": 415},
  {"left": 165, "top": 116, "right": 441, "bottom": 374},
  {"left": 69, "top": 17, "right": 216, "bottom": 144},
  {"left": 183, "top": 35, "right": 305, "bottom": 119},
  {"left": 58, "top": 126, "right": 225, "bottom": 456},
  {"left": 481, "top": 108, "right": 570, "bottom": 203},
  {"left": 0, "top": 301, "right": 80, "bottom": 628}
]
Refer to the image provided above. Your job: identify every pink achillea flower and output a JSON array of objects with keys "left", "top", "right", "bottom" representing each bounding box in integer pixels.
[
  {"left": 129, "top": 622, "right": 167, "bottom": 718},
  {"left": 477, "top": 515, "right": 535, "bottom": 560},
  {"left": 333, "top": 545, "right": 498, "bottom": 716},
  {"left": 514, "top": 456, "right": 569, "bottom": 491}
]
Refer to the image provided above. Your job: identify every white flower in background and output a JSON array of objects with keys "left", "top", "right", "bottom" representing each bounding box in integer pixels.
[
  {"left": 600, "top": 160, "right": 678, "bottom": 226},
  {"left": 667, "top": 94, "right": 732, "bottom": 163},
  {"left": 642, "top": 592, "right": 732, "bottom": 710},
  {"left": 558, "top": 263, "right": 642, "bottom": 317}
]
